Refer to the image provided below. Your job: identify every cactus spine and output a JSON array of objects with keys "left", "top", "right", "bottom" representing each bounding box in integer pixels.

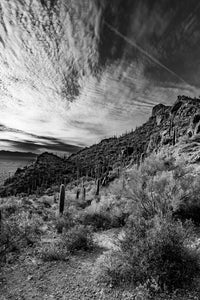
[{"left": 59, "top": 184, "right": 65, "bottom": 215}]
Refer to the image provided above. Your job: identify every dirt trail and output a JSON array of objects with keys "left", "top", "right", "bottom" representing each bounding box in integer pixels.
[{"left": 0, "top": 230, "right": 126, "bottom": 300}]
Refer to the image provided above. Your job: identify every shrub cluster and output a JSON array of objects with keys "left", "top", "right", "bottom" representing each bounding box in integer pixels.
[
  {"left": 62, "top": 225, "right": 93, "bottom": 253},
  {"left": 94, "top": 215, "right": 200, "bottom": 294},
  {"left": 39, "top": 242, "right": 69, "bottom": 262},
  {"left": 40, "top": 224, "right": 94, "bottom": 261},
  {"left": 93, "top": 153, "right": 200, "bottom": 296},
  {"left": 0, "top": 210, "right": 43, "bottom": 262}
]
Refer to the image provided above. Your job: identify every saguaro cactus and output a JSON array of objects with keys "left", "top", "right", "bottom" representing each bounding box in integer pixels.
[
  {"left": 59, "top": 184, "right": 65, "bottom": 215},
  {"left": 76, "top": 188, "right": 80, "bottom": 200},
  {"left": 0, "top": 210, "right": 1, "bottom": 231},
  {"left": 140, "top": 152, "right": 145, "bottom": 164},
  {"left": 82, "top": 186, "right": 86, "bottom": 201},
  {"left": 96, "top": 178, "right": 100, "bottom": 196},
  {"left": 172, "top": 129, "right": 176, "bottom": 146},
  {"left": 169, "top": 119, "right": 173, "bottom": 136}
]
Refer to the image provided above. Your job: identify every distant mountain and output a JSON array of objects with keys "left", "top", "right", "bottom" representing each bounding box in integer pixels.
[
  {"left": 0, "top": 150, "right": 37, "bottom": 158},
  {"left": 1, "top": 95, "right": 200, "bottom": 197}
]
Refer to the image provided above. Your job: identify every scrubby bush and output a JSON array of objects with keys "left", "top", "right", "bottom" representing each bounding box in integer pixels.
[
  {"left": 55, "top": 211, "right": 76, "bottom": 233},
  {"left": 0, "top": 209, "right": 44, "bottom": 262},
  {"left": 39, "top": 243, "right": 69, "bottom": 261},
  {"left": 62, "top": 225, "right": 94, "bottom": 253},
  {"left": 92, "top": 152, "right": 200, "bottom": 296},
  {"left": 172, "top": 173, "right": 200, "bottom": 224},
  {"left": 94, "top": 215, "right": 200, "bottom": 294},
  {"left": 18, "top": 211, "right": 44, "bottom": 244},
  {"left": 0, "top": 218, "right": 22, "bottom": 261},
  {"left": 111, "top": 153, "right": 200, "bottom": 224},
  {"left": 127, "top": 216, "right": 199, "bottom": 291},
  {"left": 78, "top": 193, "right": 129, "bottom": 231},
  {"left": 79, "top": 211, "right": 112, "bottom": 231}
]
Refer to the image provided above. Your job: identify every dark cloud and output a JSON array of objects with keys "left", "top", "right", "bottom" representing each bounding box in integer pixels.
[
  {"left": 98, "top": 0, "right": 200, "bottom": 87},
  {"left": 0, "top": 124, "right": 83, "bottom": 152},
  {"left": 1, "top": 138, "right": 81, "bottom": 153}
]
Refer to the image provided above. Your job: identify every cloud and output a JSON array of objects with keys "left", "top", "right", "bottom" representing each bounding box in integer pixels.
[
  {"left": 0, "top": 0, "right": 200, "bottom": 153},
  {"left": 0, "top": 123, "right": 82, "bottom": 153}
]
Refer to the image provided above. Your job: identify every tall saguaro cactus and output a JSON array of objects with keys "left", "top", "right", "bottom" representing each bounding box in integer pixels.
[
  {"left": 0, "top": 210, "right": 1, "bottom": 231},
  {"left": 96, "top": 178, "right": 100, "bottom": 196},
  {"left": 173, "top": 129, "right": 176, "bottom": 146},
  {"left": 82, "top": 186, "right": 86, "bottom": 201},
  {"left": 76, "top": 188, "right": 80, "bottom": 200},
  {"left": 59, "top": 184, "right": 65, "bottom": 215}
]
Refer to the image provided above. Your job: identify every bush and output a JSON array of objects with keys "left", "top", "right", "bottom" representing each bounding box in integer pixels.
[
  {"left": 173, "top": 174, "right": 200, "bottom": 224},
  {"left": 55, "top": 211, "right": 77, "bottom": 233},
  {"left": 62, "top": 225, "right": 94, "bottom": 253},
  {"left": 78, "top": 193, "right": 128, "bottom": 230},
  {"left": 0, "top": 210, "right": 44, "bottom": 262},
  {"left": 146, "top": 220, "right": 199, "bottom": 291},
  {"left": 39, "top": 243, "right": 69, "bottom": 261},
  {"left": 92, "top": 152, "right": 200, "bottom": 296},
  {"left": 80, "top": 211, "right": 112, "bottom": 231},
  {"left": 94, "top": 216, "right": 200, "bottom": 294},
  {"left": 0, "top": 218, "right": 22, "bottom": 261},
  {"left": 40, "top": 225, "right": 94, "bottom": 260},
  {"left": 113, "top": 154, "right": 200, "bottom": 224}
]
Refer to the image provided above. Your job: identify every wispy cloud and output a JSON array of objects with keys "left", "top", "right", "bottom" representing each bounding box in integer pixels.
[{"left": 0, "top": 0, "right": 200, "bottom": 153}]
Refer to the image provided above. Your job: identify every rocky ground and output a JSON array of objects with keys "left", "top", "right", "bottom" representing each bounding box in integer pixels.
[
  {"left": 0, "top": 229, "right": 130, "bottom": 300},
  {"left": 1, "top": 228, "right": 200, "bottom": 300}
]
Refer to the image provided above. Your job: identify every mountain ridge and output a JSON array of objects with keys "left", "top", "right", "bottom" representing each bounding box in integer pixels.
[{"left": 1, "top": 95, "right": 200, "bottom": 196}]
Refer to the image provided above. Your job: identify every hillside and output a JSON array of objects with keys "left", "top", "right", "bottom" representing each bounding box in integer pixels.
[
  {"left": 1, "top": 95, "right": 200, "bottom": 197},
  {"left": 2, "top": 95, "right": 200, "bottom": 299},
  {"left": 1, "top": 142, "right": 200, "bottom": 299}
]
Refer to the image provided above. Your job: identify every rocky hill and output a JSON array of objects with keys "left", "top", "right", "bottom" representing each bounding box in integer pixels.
[{"left": 1, "top": 95, "right": 200, "bottom": 197}]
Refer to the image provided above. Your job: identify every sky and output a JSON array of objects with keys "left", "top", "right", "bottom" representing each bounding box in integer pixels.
[{"left": 0, "top": 0, "right": 200, "bottom": 154}]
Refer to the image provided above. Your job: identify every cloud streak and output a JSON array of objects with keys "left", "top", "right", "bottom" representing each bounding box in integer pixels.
[{"left": 0, "top": 0, "right": 200, "bottom": 153}]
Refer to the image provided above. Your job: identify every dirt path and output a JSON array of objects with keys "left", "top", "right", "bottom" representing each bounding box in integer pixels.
[{"left": 0, "top": 230, "right": 126, "bottom": 300}]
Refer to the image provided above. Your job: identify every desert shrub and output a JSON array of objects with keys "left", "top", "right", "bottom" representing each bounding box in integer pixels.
[
  {"left": 117, "top": 155, "right": 200, "bottom": 224},
  {"left": 93, "top": 152, "right": 200, "bottom": 296},
  {"left": 0, "top": 198, "right": 21, "bottom": 218},
  {"left": 62, "top": 225, "right": 93, "bottom": 253},
  {"left": 193, "top": 114, "right": 200, "bottom": 125},
  {"left": 93, "top": 249, "right": 133, "bottom": 287},
  {"left": 79, "top": 192, "right": 129, "bottom": 230},
  {"left": 139, "top": 152, "right": 176, "bottom": 177},
  {"left": 106, "top": 154, "right": 178, "bottom": 224},
  {"left": 79, "top": 211, "right": 112, "bottom": 231},
  {"left": 166, "top": 163, "right": 200, "bottom": 224},
  {"left": 0, "top": 218, "right": 22, "bottom": 260},
  {"left": 0, "top": 210, "right": 43, "bottom": 262},
  {"left": 94, "top": 215, "right": 200, "bottom": 294},
  {"left": 55, "top": 215, "right": 74, "bottom": 233},
  {"left": 39, "top": 243, "right": 69, "bottom": 261},
  {"left": 55, "top": 211, "right": 77, "bottom": 233},
  {"left": 18, "top": 211, "right": 44, "bottom": 244}
]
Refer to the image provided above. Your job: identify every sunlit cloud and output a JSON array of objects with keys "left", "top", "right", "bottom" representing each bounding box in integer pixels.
[{"left": 0, "top": 0, "right": 200, "bottom": 153}]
